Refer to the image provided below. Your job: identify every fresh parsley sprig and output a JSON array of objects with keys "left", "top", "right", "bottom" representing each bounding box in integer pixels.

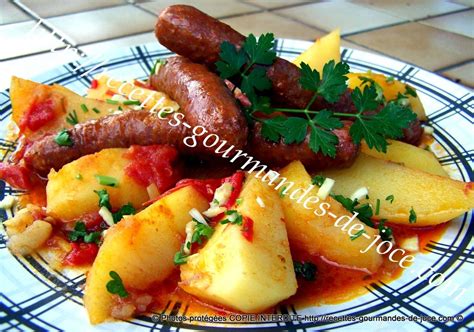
[{"left": 68, "top": 221, "right": 101, "bottom": 244}]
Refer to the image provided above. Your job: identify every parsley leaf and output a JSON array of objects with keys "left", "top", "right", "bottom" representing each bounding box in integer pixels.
[
  {"left": 261, "top": 116, "right": 286, "bottom": 142},
  {"left": 378, "top": 219, "right": 393, "bottom": 241},
  {"left": 299, "top": 60, "right": 349, "bottom": 103},
  {"left": 54, "top": 129, "right": 73, "bottom": 147},
  {"left": 332, "top": 194, "right": 374, "bottom": 227},
  {"left": 241, "top": 66, "right": 272, "bottom": 95},
  {"left": 409, "top": 207, "right": 417, "bottom": 223},
  {"left": 385, "top": 195, "right": 394, "bottom": 203},
  {"left": 95, "top": 175, "right": 118, "bottom": 187},
  {"left": 106, "top": 271, "right": 128, "bottom": 298},
  {"left": 220, "top": 210, "right": 243, "bottom": 225},
  {"left": 68, "top": 221, "right": 102, "bottom": 244},
  {"left": 312, "top": 175, "right": 326, "bottom": 187},
  {"left": 112, "top": 203, "right": 136, "bottom": 223},
  {"left": 351, "top": 84, "right": 379, "bottom": 114},
  {"left": 216, "top": 41, "right": 246, "bottom": 79},
  {"left": 405, "top": 85, "right": 417, "bottom": 97},
  {"left": 191, "top": 223, "right": 214, "bottom": 245},
  {"left": 308, "top": 121, "right": 339, "bottom": 157},
  {"left": 293, "top": 261, "right": 317, "bottom": 281},
  {"left": 66, "top": 110, "right": 79, "bottom": 125},
  {"left": 94, "top": 189, "right": 111, "bottom": 210},
  {"left": 173, "top": 249, "right": 188, "bottom": 265},
  {"left": 242, "top": 33, "right": 276, "bottom": 65}
]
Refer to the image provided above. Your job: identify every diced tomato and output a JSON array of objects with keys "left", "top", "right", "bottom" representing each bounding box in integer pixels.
[
  {"left": 175, "top": 178, "right": 223, "bottom": 201},
  {"left": 80, "top": 212, "right": 104, "bottom": 231},
  {"left": 241, "top": 216, "right": 254, "bottom": 242},
  {"left": 0, "top": 163, "right": 32, "bottom": 189},
  {"left": 105, "top": 89, "right": 115, "bottom": 96},
  {"left": 19, "top": 98, "right": 57, "bottom": 132},
  {"left": 124, "top": 145, "right": 181, "bottom": 192},
  {"left": 90, "top": 79, "right": 98, "bottom": 89},
  {"left": 64, "top": 242, "right": 99, "bottom": 266},
  {"left": 223, "top": 171, "right": 245, "bottom": 209},
  {"left": 134, "top": 80, "right": 152, "bottom": 90}
]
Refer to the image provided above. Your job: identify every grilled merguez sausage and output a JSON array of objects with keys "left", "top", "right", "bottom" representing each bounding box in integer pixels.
[
  {"left": 149, "top": 56, "right": 248, "bottom": 152},
  {"left": 155, "top": 4, "right": 421, "bottom": 145}
]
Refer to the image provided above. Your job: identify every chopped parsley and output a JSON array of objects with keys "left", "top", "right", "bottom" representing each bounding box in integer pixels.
[
  {"left": 80, "top": 104, "right": 89, "bottom": 113},
  {"left": 375, "top": 198, "right": 381, "bottom": 215},
  {"left": 173, "top": 249, "right": 188, "bottom": 265},
  {"left": 350, "top": 229, "right": 366, "bottom": 241},
  {"left": 94, "top": 189, "right": 111, "bottom": 210},
  {"left": 385, "top": 195, "right": 394, "bottom": 203},
  {"left": 95, "top": 175, "right": 119, "bottom": 187},
  {"left": 386, "top": 76, "right": 395, "bottom": 83},
  {"left": 105, "top": 99, "right": 119, "bottom": 105},
  {"left": 378, "top": 219, "right": 393, "bottom": 241},
  {"left": 409, "top": 207, "right": 417, "bottom": 223},
  {"left": 66, "top": 110, "right": 79, "bottom": 125},
  {"left": 92, "top": 107, "right": 101, "bottom": 114},
  {"left": 151, "top": 58, "right": 167, "bottom": 75},
  {"left": 68, "top": 221, "right": 101, "bottom": 244},
  {"left": 293, "top": 261, "right": 317, "bottom": 281},
  {"left": 112, "top": 203, "right": 136, "bottom": 223},
  {"left": 54, "top": 129, "right": 73, "bottom": 146},
  {"left": 405, "top": 85, "right": 417, "bottom": 97},
  {"left": 332, "top": 194, "right": 374, "bottom": 227},
  {"left": 220, "top": 210, "right": 243, "bottom": 225},
  {"left": 191, "top": 222, "right": 214, "bottom": 245},
  {"left": 123, "top": 100, "right": 141, "bottom": 106},
  {"left": 106, "top": 271, "right": 128, "bottom": 298},
  {"left": 312, "top": 175, "right": 326, "bottom": 187}
]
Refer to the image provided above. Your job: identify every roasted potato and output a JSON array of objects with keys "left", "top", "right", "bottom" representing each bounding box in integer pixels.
[
  {"left": 9, "top": 76, "right": 122, "bottom": 138},
  {"left": 180, "top": 175, "right": 297, "bottom": 313},
  {"left": 84, "top": 186, "right": 209, "bottom": 324},
  {"left": 292, "top": 29, "right": 341, "bottom": 72},
  {"left": 361, "top": 140, "right": 448, "bottom": 177},
  {"left": 277, "top": 161, "right": 382, "bottom": 273},
  {"left": 323, "top": 154, "right": 474, "bottom": 226},
  {"left": 46, "top": 148, "right": 149, "bottom": 220},
  {"left": 347, "top": 72, "right": 427, "bottom": 120}
]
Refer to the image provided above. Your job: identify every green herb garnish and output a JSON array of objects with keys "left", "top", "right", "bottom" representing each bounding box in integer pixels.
[
  {"left": 68, "top": 221, "right": 101, "bottom": 244},
  {"left": 106, "top": 99, "right": 119, "bottom": 105},
  {"left": 293, "top": 261, "right": 317, "bottom": 281},
  {"left": 151, "top": 59, "right": 167, "bottom": 76},
  {"left": 220, "top": 210, "right": 243, "bottom": 225},
  {"left": 80, "top": 104, "right": 89, "bottom": 113},
  {"left": 312, "top": 175, "right": 326, "bottom": 187},
  {"left": 350, "top": 229, "right": 366, "bottom": 241},
  {"left": 95, "top": 175, "right": 118, "bottom": 187},
  {"left": 112, "top": 203, "right": 136, "bottom": 223},
  {"left": 92, "top": 107, "right": 100, "bottom": 114},
  {"left": 66, "top": 110, "right": 79, "bottom": 125},
  {"left": 332, "top": 194, "right": 374, "bottom": 227},
  {"left": 409, "top": 207, "right": 417, "bottom": 223},
  {"left": 375, "top": 198, "right": 381, "bottom": 215},
  {"left": 123, "top": 100, "right": 141, "bottom": 106},
  {"left": 385, "top": 195, "right": 394, "bottom": 203},
  {"left": 106, "top": 271, "right": 128, "bottom": 298},
  {"left": 191, "top": 222, "right": 214, "bottom": 245},
  {"left": 94, "top": 189, "right": 111, "bottom": 210},
  {"left": 378, "top": 219, "right": 393, "bottom": 241},
  {"left": 236, "top": 198, "right": 243, "bottom": 206},
  {"left": 405, "top": 85, "right": 417, "bottom": 97},
  {"left": 54, "top": 129, "right": 73, "bottom": 146},
  {"left": 173, "top": 249, "right": 188, "bottom": 265}
]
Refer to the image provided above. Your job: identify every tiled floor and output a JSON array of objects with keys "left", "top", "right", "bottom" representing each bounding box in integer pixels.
[{"left": 1, "top": 0, "right": 473, "bottom": 89}]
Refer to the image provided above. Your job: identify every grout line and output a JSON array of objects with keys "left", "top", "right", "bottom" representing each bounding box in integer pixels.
[
  {"left": 434, "top": 59, "right": 474, "bottom": 73},
  {"left": 10, "top": 0, "right": 88, "bottom": 57},
  {"left": 242, "top": 0, "right": 315, "bottom": 12},
  {"left": 341, "top": 20, "right": 409, "bottom": 38},
  {"left": 131, "top": 3, "right": 160, "bottom": 17},
  {"left": 413, "top": 7, "right": 473, "bottom": 22}
]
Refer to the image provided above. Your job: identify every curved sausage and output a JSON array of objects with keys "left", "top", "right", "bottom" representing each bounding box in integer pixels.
[
  {"left": 248, "top": 121, "right": 359, "bottom": 171},
  {"left": 149, "top": 56, "right": 248, "bottom": 151},
  {"left": 155, "top": 4, "right": 422, "bottom": 145},
  {"left": 23, "top": 110, "right": 188, "bottom": 175}
]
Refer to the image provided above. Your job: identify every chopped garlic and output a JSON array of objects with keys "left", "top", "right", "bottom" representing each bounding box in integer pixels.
[
  {"left": 189, "top": 208, "right": 208, "bottom": 226},
  {"left": 350, "top": 187, "right": 369, "bottom": 202},
  {"left": 183, "top": 221, "right": 196, "bottom": 255},
  {"left": 316, "top": 178, "right": 335, "bottom": 200},
  {"left": 399, "top": 235, "right": 419, "bottom": 252},
  {"left": 256, "top": 196, "right": 265, "bottom": 208},
  {"left": 202, "top": 206, "right": 226, "bottom": 218},
  {"left": 0, "top": 196, "right": 18, "bottom": 219},
  {"left": 226, "top": 211, "right": 239, "bottom": 222},
  {"left": 212, "top": 182, "right": 233, "bottom": 207},
  {"left": 423, "top": 126, "right": 434, "bottom": 135},
  {"left": 99, "top": 206, "right": 115, "bottom": 227},
  {"left": 146, "top": 183, "right": 160, "bottom": 200}
]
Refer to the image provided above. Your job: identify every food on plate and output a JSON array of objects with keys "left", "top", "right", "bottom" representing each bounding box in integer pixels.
[
  {"left": 361, "top": 139, "right": 448, "bottom": 177},
  {"left": 84, "top": 186, "right": 209, "bottom": 324},
  {"left": 180, "top": 175, "right": 297, "bottom": 313},
  {"left": 323, "top": 154, "right": 474, "bottom": 226},
  {"left": 0, "top": 3, "right": 472, "bottom": 327},
  {"left": 292, "top": 28, "right": 341, "bottom": 73},
  {"left": 277, "top": 161, "right": 382, "bottom": 273}
]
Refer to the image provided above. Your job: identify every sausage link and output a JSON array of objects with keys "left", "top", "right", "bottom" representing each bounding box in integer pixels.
[
  {"left": 248, "top": 121, "right": 359, "bottom": 171},
  {"left": 149, "top": 56, "right": 248, "bottom": 151}
]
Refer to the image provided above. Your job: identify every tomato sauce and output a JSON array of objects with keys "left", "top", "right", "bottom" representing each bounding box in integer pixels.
[{"left": 20, "top": 97, "right": 58, "bottom": 132}]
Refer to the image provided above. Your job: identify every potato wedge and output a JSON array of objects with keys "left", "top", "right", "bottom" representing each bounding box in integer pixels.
[
  {"left": 347, "top": 72, "right": 427, "bottom": 121},
  {"left": 293, "top": 29, "right": 341, "bottom": 72},
  {"left": 323, "top": 154, "right": 474, "bottom": 226},
  {"left": 361, "top": 140, "right": 448, "bottom": 177},
  {"left": 180, "top": 175, "right": 297, "bottom": 313},
  {"left": 277, "top": 161, "right": 382, "bottom": 273},
  {"left": 46, "top": 148, "right": 149, "bottom": 220},
  {"left": 9, "top": 76, "right": 122, "bottom": 138},
  {"left": 84, "top": 186, "right": 209, "bottom": 324}
]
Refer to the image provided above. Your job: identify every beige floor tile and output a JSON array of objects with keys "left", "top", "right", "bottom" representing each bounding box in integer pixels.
[
  {"left": 0, "top": 0, "right": 30, "bottom": 25},
  {"left": 341, "top": 39, "right": 382, "bottom": 55},
  {"left": 0, "top": 21, "right": 65, "bottom": 60},
  {"left": 81, "top": 32, "right": 157, "bottom": 57},
  {"left": 138, "top": 0, "right": 259, "bottom": 18},
  {"left": 241, "top": 0, "right": 312, "bottom": 9},
  {"left": 0, "top": 48, "right": 82, "bottom": 90},
  {"left": 20, "top": 0, "right": 124, "bottom": 18},
  {"left": 222, "top": 11, "right": 326, "bottom": 40},
  {"left": 351, "top": 0, "right": 467, "bottom": 20},
  {"left": 47, "top": 5, "right": 155, "bottom": 45},
  {"left": 442, "top": 62, "right": 474, "bottom": 87},
  {"left": 421, "top": 9, "right": 474, "bottom": 38},
  {"left": 449, "top": 0, "right": 474, "bottom": 7},
  {"left": 275, "top": 2, "right": 404, "bottom": 35},
  {"left": 347, "top": 22, "right": 474, "bottom": 71}
]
